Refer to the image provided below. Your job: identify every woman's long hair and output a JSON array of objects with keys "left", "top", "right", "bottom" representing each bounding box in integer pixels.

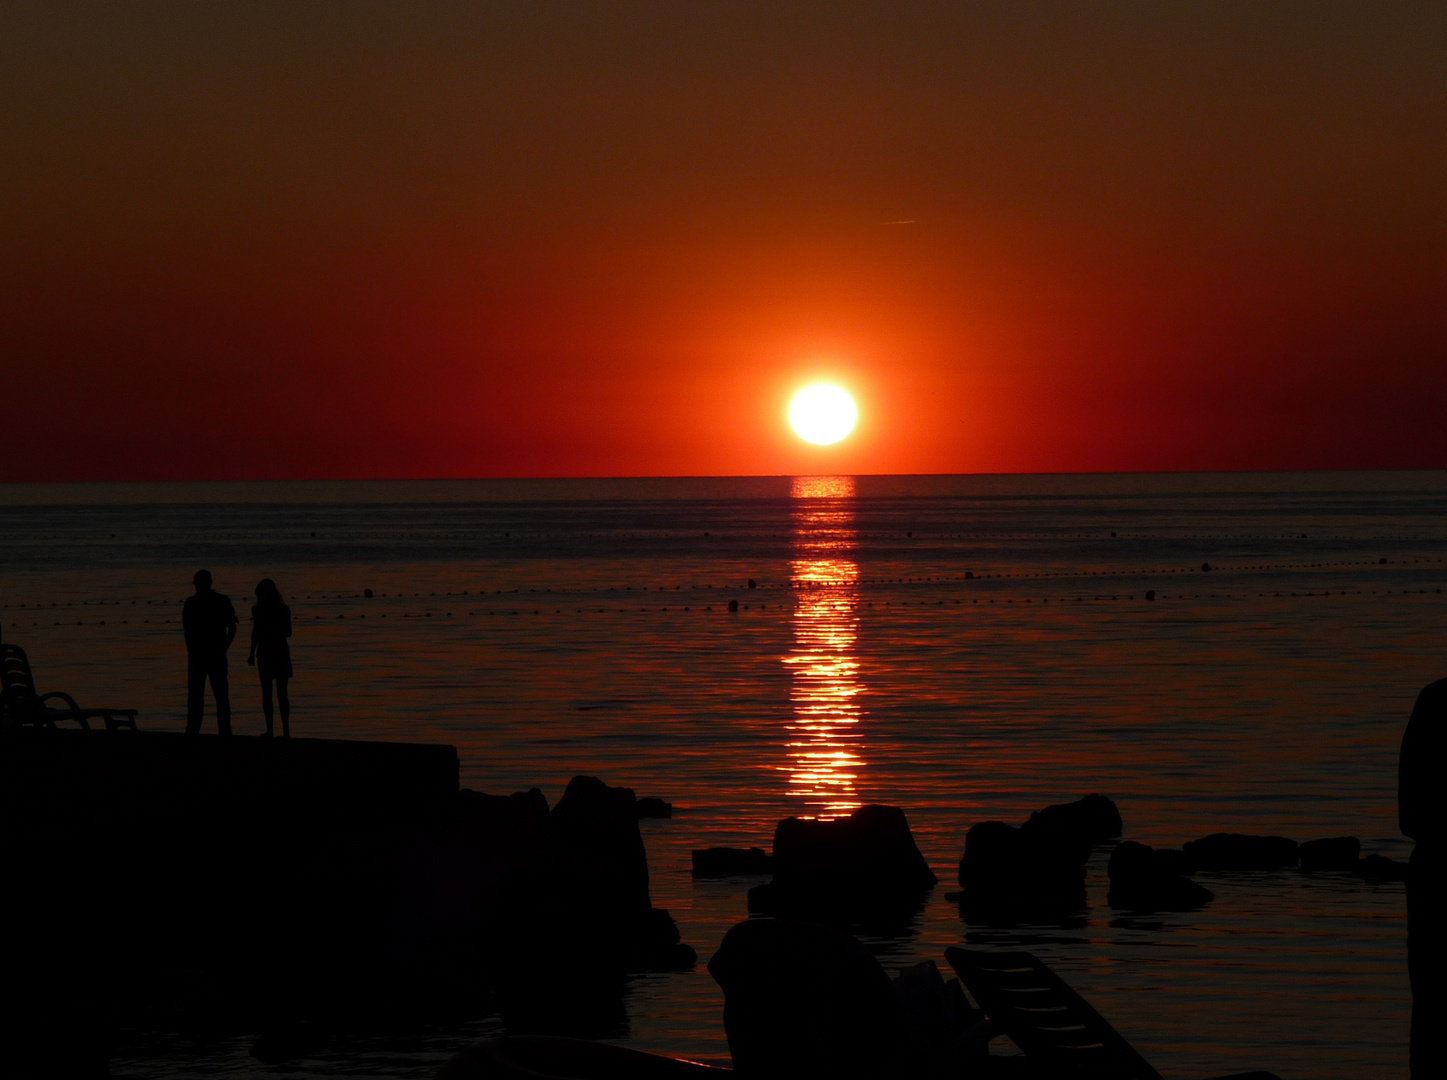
[{"left": 254, "top": 578, "right": 284, "bottom": 606}]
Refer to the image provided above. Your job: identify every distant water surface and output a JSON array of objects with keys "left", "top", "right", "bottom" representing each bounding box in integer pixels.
[{"left": 2, "top": 471, "right": 1442, "bottom": 1079}]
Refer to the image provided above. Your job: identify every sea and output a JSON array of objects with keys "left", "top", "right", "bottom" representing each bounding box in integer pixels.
[{"left": 2, "top": 471, "right": 1442, "bottom": 1080}]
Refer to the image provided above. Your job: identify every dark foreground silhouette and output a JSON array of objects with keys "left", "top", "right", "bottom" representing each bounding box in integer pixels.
[
  {"left": 1402, "top": 678, "right": 1446, "bottom": 1080},
  {"left": 440, "top": 918, "right": 1283, "bottom": 1080},
  {"left": 0, "top": 735, "right": 689, "bottom": 1077}
]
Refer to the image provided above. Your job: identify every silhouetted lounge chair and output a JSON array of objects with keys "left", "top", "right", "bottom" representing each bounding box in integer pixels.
[
  {"left": 437, "top": 1035, "right": 729, "bottom": 1079},
  {"left": 0, "top": 644, "right": 138, "bottom": 732},
  {"left": 944, "top": 947, "right": 1281, "bottom": 1080}
]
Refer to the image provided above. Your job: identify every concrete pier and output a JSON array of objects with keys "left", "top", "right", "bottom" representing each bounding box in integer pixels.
[
  {"left": 0, "top": 729, "right": 461, "bottom": 1076},
  {"left": 0, "top": 730, "right": 690, "bottom": 1076}
]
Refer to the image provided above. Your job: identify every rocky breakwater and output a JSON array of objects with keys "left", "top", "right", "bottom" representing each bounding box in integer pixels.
[
  {"left": 341, "top": 773, "right": 694, "bottom": 1038},
  {"left": 746, "top": 804, "right": 938, "bottom": 924},
  {"left": 955, "top": 794, "right": 1121, "bottom": 923},
  {"left": 1108, "top": 831, "right": 1405, "bottom": 911},
  {"left": 1183, "top": 832, "right": 1300, "bottom": 871},
  {"left": 0, "top": 728, "right": 689, "bottom": 1075}
]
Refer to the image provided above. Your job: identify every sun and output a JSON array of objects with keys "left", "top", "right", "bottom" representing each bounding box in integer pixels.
[{"left": 789, "top": 384, "right": 858, "bottom": 445}]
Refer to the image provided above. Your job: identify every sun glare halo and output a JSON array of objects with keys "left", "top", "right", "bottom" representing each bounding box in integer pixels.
[{"left": 789, "top": 384, "right": 858, "bottom": 445}]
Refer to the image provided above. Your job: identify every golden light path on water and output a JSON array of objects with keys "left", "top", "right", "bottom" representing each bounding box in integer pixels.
[{"left": 783, "top": 475, "right": 864, "bottom": 817}]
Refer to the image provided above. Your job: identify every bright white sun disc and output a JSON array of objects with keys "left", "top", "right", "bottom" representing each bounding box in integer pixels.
[{"left": 789, "top": 385, "right": 857, "bottom": 445}]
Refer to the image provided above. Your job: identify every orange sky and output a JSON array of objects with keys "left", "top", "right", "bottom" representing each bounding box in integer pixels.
[{"left": 3, "top": 2, "right": 1445, "bottom": 480}]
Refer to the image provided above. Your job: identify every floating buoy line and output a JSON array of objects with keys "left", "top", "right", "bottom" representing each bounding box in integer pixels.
[{"left": 2, "top": 555, "right": 1442, "bottom": 627}]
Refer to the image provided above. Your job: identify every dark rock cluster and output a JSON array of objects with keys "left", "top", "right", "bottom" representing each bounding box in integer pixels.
[
  {"left": 1107, "top": 840, "right": 1214, "bottom": 910},
  {"left": 0, "top": 732, "right": 693, "bottom": 1074},
  {"left": 950, "top": 796, "right": 1403, "bottom": 921},
  {"left": 1106, "top": 832, "right": 1406, "bottom": 909},
  {"left": 956, "top": 794, "right": 1122, "bottom": 920},
  {"left": 417, "top": 775, "right": 695, "bottom": 1035}
]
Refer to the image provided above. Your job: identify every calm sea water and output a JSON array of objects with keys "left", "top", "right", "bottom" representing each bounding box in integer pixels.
[{"left": 3, "top": 472, "right": 1443, "bottom": 1079}]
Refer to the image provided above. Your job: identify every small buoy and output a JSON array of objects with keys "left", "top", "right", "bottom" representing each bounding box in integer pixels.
[
  {"left": 748, "top": 579, "right": 757, "bottom": 588},
  {"left": 364, "top": 589, "right": 373, "bottom": 598},
  {"left": 965, "top": 571, "right": 974, "bottom": 579},
  {"left": 1201, "top": 563, "right": 1211, "bottom": 572},
  {"left": 1146, "top": 590, "right": 1156, "bottom": 601}
]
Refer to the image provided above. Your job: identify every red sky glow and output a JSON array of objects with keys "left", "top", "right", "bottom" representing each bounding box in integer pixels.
[{"left": 4, "top": 2, "right": 1445, "bottom": 480}]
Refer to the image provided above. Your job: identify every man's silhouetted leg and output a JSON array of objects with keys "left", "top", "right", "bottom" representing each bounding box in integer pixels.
[
  {"left": 1409, "top": 847, "right": 1445, "bottom": 1078},
  {"left": 210, "top": 657, "right": 232, "bottom": 736},
  {"left": 186, "top": 657, "right": 207, "bottom": 735}
]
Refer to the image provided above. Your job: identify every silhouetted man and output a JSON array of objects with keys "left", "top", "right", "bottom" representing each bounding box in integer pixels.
[
  {"left": 183, "top": 569, "right": 237, "bottom": 735},
  {"left": 1401, "top": 678, "right": 1445, "bottom": 1079}
]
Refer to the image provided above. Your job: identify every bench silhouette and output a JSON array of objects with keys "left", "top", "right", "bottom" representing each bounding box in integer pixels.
[{"left": 1, "top": 643, "right": 138, "bottom": 732}]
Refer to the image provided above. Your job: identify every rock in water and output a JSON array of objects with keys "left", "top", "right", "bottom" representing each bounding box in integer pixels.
[
  {"left": 541, "top": 775, "right": 691, "bottom": 970},
  {"left": 548, "top": 775, "right": 652, "bottom": 917},
  {"left": 692, "top": 846, "right": 773, "bottom": 877},
  {"left": 957, "top": 819, "right": 1089, "bottom": 920},
  {"left": 1025, "top": 793, "right": 1123, "bottom": 845},
  {"left": 491, "top": 776, "right": 695, "bottom": 1037},
  {"left": 1355, "top": 853, "right": 1410, "bottom": 881},
  {"left": 772, "top": 805, "right": 937, "bottom": 888},
  {"left": 747, "top": 804, "right": 937, "bottom": 920},
  {"left": 1183, "top": 833, "right": 1299, "bottom": 870},
  {"left": 635, "top": 796, "right": 673, "bottom": 819},
  {"left": 709, "top": 918, "right": 923, "bottom": 1079},
  {"left": 1107, "top": 840, "right": 1213, "bottom": 911},
  {"left": 1300, "top": 836, "right": 1360, "bottom": 872}
]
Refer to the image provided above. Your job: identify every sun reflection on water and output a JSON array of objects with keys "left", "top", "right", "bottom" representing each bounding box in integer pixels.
[{"left": 783, "top": 475, "right": 865, "bottom": 818}]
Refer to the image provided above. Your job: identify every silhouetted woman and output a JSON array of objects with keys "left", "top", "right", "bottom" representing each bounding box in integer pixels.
[{"left": 247, "top": 578, "right": 293, "bottom": 737}]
